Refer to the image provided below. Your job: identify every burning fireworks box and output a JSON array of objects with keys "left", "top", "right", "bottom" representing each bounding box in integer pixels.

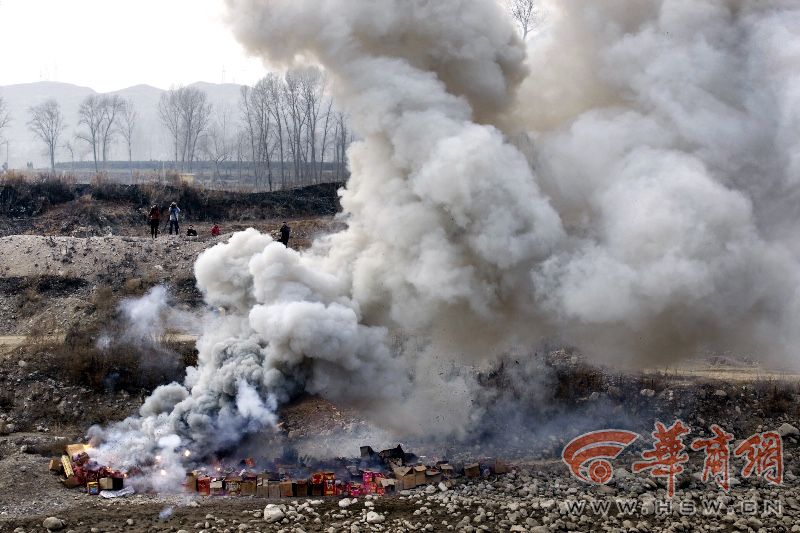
[
  {"left": 311, "top": 473, "right": 324, "bottom": 496},
  {"left": 392, "top": 466, "right": 415, "bottom": 491},
  {"left": 464, "top": 463, "right": 480, "bottom": 479},
  {"left": 210, "top": 478, "right": 225, "bottom": 496},
  {"left": 279, "top": 481, "right": 293, "bottom": 498},
  {"left": 413, "top": 465, "right": 427, "bottom": 487},
  {"left": 197, "top": 476, "right": 211, "bottom": 496},
  {"left": 185, "top": 473, "right": 198, "bottom": 492},
  {"left": 345, "top": 482, "right": 365, "bottom": 497},
  {"left": 87, "top": 481, "right": 100, "bottom": 495},
  {"left": 225, "top": 476, "right": 242, "bottom": 496},
  {"left": 323, "top": 472, "right": 336, "bottom": 496}
]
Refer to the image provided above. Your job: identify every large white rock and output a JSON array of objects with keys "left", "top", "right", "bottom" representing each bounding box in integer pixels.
[
  {"left": 778, "top": 423, "right": 800, "bottom": 437},
  {"left": 366, "top": 511, "right": 385, "bottom": 524},
  {"left": 338, "top": 498, "right": 353, "bottom": 508},
  {"left": 42, "top": 517, "right": 65, "bottom": 531},
  {"left": 263, "top": 505, "right": 285, "bottom": 523}
]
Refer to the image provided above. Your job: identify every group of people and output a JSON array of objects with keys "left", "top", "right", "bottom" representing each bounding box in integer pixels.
[{"left": 146, "top": 202, "right": 290, "bottom": 246}]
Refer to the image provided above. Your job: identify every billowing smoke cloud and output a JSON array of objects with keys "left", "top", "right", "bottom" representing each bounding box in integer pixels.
[{"left": 90, "top": 0, "right": 800, "bottom": 484}]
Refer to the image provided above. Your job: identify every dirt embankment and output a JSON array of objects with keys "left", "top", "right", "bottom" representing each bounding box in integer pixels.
[{"left": 0, "top": 178, "right": 343, "bottom": 237}]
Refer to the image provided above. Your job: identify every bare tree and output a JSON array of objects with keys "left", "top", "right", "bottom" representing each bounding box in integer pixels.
[
  {"left": 0, "top": 96, "right": 10, "bottom": 142},
  {"left": 179, "top": 87, "right": 212, "bottom": 173},
  {"left": 505, "top": 0, "right": 542, "bottom": 40},
  {"left": 202, "top": 109, "right": 233, "bottom": 184},
  {"left": 28, "top": 100, "right": 65, "bottom": 172},
  {"left": 100, "top": 95, "right": 124, "bottom": 166},
  {"left": 159, "top": 88, "right": 182, "bottom": 169},
  {"left": 62, "top": 139, "right": 76, "bottom": 173},
  {"left": 118, "top": 99, "right": 137, "bottom": 178},
  {"left": 77, "top": 95, "right": 105, "bottom": 172}
]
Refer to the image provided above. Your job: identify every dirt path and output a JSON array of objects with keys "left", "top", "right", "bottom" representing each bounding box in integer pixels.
[{"left": 0, "top": 333, "right": 198, "bottom": 356}]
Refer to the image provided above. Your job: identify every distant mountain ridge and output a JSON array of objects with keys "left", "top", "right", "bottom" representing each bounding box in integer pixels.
[{"left": 0, "top": 81, "right": 244, "bottom": 169}]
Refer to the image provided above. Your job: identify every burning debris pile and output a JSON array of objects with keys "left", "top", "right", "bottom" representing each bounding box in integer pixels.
[{"left": 47, "top": 442, "right": 510, "bottom": 500}]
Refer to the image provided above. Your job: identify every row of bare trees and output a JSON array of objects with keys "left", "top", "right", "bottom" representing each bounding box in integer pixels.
[
  {"left": 76, "top": 95, "right": 137, "bottom": 173},
  {"left": 233, "top": 68, "right": 351, "bottom": 191},
  {"left": 158, "top": 86, "right": 210, "bottom": 173},
  {"left": 13, "top": 96, "right": 136, "bottom": 174}
]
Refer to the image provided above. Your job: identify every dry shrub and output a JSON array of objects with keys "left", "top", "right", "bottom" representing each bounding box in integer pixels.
[
  {"left": 122, "top": 277, "right": 144, "bottom": 296},
  {"left": 27, "top": 314, "right": 57, "bottom": 347},
  {"left": 753, "top": 379, "right": 799, "bottom": 418},
  {"left": 90, "top": 284, "right": 116, "bottom": 316}
]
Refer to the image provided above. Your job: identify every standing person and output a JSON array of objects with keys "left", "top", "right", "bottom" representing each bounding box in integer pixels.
[
  {"left": 148, "top": 204, "right": 161, "bottom": 239},
  {"left": 211, "top": 223, "right": 220, "bottom": 237},
  {"left": 168, "top": 202, "right": 181, "bottom": 235},
  {"left": 279, "top": 221, "right": 290, "bottom": 247}
]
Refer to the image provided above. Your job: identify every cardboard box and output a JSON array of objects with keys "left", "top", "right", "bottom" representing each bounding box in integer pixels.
[
  {"left": 241, "top": 479, "right": 257, "bottom": 496},
  {"left": 464, "top": 463, "right": 480, "bottom": 479},
  {"left": 425, "top": 469, "right": 442, "bottom": 484},
  {"left": 63, "top": 476, "right": 82, "bottom": 489},
  {"left": 392, "top": 466, "right": 415, "bottom": 491},
  {"left": 184, "top": 473, "right": 197, "bottom": 492},
  {"left": 323, "top": 472, "right": 336, "bottom": 496},
  {"left": 294, "top": 480, "right": 308, "bottom": 497},
  {"left": 48, "top": 458, "right": 63, "bottom": 473},
  {"left": 210, "top": 479, "right": 225, "bottom": 496},
  {"left": 493, "top": 459, "right": 510, "bottom": 475},
  {"left": 440, "top": 464, "right": 454, "bottom": 479},
  {"left": 61, "top": 455, "right": 74, "bottom": 478},
  {"left": 380, "top": 478, "right": 396, "bottom": 494},
  {"left": 225, "top": 476, "right": 242, "bottom": 496},
  {"left": 65, "top": 444, "right": 89, "bottom": 457},
  {"left": 99, "top": 477, "right": 114, "bottom": 490},
  {"left": 256, "top": 474, "right": 269, "bottom": 497},
  {"left": 87, "top": 481, "right": 99, "bottom": 495},
  {"left": 268, "top": 481, "right": 281, "bottom": 499},
  {"left": 197, "top": 477, "right": 211, "bottom": 496},
  {"left": 279, "top": 481, "right": 293, "bottom": 498},
  {"left": 413, "top": 465, "right": 427, "bottom": 487}
]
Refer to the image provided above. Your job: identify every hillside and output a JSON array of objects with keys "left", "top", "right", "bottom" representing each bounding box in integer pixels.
[{"left": 0, "top": 81, "right": 245, "bottom": 169}]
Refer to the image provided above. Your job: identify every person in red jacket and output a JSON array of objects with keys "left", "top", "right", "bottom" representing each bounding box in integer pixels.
[
  {"left": 148, "top": 205, "right": 161, "bottom": 239},
  {"left": 211, "top": 223, "right": 221, "bottom": 237}
]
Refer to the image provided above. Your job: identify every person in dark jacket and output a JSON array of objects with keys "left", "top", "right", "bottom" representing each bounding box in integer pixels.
[
  {"left": 279, "top": 222, "right": 290, "bottom": 247},
  {"left": 148, "top": 205, "right": 161, "bottom": 239},
  {"left": 168, "top": 202, "right": 181, "bottom": 235},
  {"left": 186, "top": 225, "right": 198, "bottom": 237}
]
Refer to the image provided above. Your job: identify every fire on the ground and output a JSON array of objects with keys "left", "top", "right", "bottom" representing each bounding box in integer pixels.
[{"left": 47, "top": 443, "right": 510, "bottom": 497}]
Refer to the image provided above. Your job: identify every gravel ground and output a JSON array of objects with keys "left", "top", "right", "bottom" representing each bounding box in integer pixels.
[{"left": 3, "top": 459, "right": 800, "bottom": 533}]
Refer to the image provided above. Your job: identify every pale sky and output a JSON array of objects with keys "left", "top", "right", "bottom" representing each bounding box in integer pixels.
[{"left": 0, "top": 0, "right": 267, "bottom": 92}]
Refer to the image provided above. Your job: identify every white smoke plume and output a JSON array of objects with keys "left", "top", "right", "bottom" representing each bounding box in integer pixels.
[{"left": 89, "top": 0, "right": 800, "bottom": 484}]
